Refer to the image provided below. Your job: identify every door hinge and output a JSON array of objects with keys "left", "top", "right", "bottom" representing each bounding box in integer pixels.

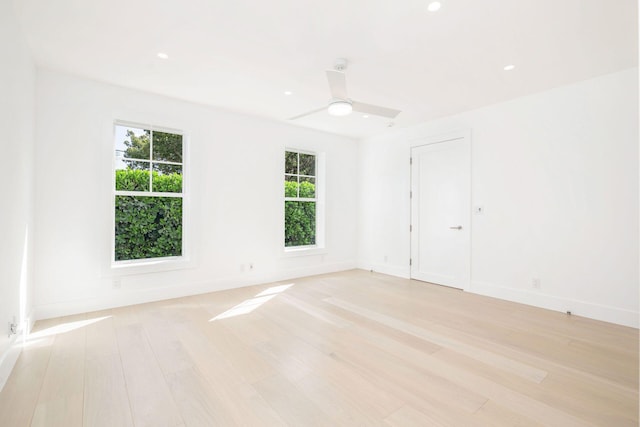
[
  {"left": 410, "top": 224, "right": 412, "bottom": 232},
  {"left": 410, "top": 157, "right": 413, "bottom": 165},
  {"left": 409, "top": 258, "right": 412, "bottom": 266},
  {"left": 410, "top": 190, "right": 412, "bottom": 199}
]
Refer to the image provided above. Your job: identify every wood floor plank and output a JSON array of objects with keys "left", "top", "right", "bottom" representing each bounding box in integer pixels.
[
  {"left": 83, "top": 354, "right": 134, "bottom": 427},
  {"left": 83, "top": 311, "right": 117, "bottom": 361},
  {"left": 253, "top": 373, "right": 330, "bottom": 427},
  {"left": 472, "top": 400, "right": 544, "bottom": 427},
  {"left": 170, "top": 315, "right": 289, "bottom": 426},
  {"left": 0, "top": 335, "right": 55, "bottom": 427},
  {"left": 31, "top": 392, "right": 84, "bottom": 427},
  {"left": 384, "top": 404, "right": 449, "bottom": 427},
  {"left": 32, "top": 314, "right": 87, "bottom": 426},
  {"left": 325, "top": 295, "right": 549, "bottom": 383},
  {"left": 115, "top": 322, "right": 184, "bottom": 427}
]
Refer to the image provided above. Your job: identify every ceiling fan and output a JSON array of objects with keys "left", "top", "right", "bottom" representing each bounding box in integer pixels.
[{"left": 289, "top": 58, "right": 401, "bottom": 121}]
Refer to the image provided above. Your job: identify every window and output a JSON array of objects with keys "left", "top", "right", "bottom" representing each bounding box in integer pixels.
[
  {"left": 284, "top": 150, "right": 317, "bottom": 248},
  {"left": 113, "top": 124, "right": 184, "bottom": 262}
]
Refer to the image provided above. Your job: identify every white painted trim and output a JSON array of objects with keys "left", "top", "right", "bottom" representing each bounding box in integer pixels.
[
  {"left": 356, "top": 262, "right": 411, "bottom": 279},
  {"left": 409, "top": 129, "right": 472, "bottom": 148},
  {"left": 469, "top": 280, "right": 639, "bottom": 329},
  {"left": 0, "top": 309, "right": 34, "bottom": 392},
  {"left": 0, "top": 336, "right": 21, "bottom": 392},
  {"left": 34, "top": 262, "right": 357, "bottom": 321},
  {"left": 282, "top": 247, "right": 328, "bottom": 258},
  {"left": 108, "top": 256, "right": 196, "bottom": 277}
]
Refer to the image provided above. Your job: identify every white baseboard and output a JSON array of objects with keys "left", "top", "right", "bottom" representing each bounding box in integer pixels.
[
  {"left": 356, "top": 262, "right": 410, "bottom": 279},
  {"left": 353, "top": 264, "right": 638, "bottom": 329},
  {"left": 33, "top": 261, "right": 357, "bottom": 321},
  {"left": 0, "top": 336, "right": 20, "bottom": 393},
  {"left": 0, "top": 309, "right": 34, "bottom": 392},
  {"left": 469, "top": 280, "right": 639, "bottom": 329}
]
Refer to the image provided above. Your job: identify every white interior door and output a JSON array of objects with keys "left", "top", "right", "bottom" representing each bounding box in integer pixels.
[{"left": 411, "top": 134, "right": 470, "bottom": 289}]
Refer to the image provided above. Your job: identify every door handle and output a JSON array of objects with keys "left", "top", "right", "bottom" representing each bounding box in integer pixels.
[{"left": 449, "top": 226, "right": 462, "bottom": 230}]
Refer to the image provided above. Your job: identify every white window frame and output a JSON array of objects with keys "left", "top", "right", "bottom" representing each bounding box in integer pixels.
[
  {"left": 111, "top": 120, "right": 188, "bottom": 269},
  {"left": 283, "top": 149, "right": 325, "bottom": 255}
]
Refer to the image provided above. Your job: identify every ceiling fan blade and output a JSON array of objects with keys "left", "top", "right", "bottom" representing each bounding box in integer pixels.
[
  {"left": 352, "top": 101, "right": 401, "bottom": 119},
  {"left": 326, "top": 70, "right": 348, "bottom": 99},
  {"left": 288, "top": 106, "right": 327, "bottom": 120}
]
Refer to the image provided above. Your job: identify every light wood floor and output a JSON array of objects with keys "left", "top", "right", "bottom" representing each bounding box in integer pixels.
[{"left": 0, "top": 270, "right": 637, "bottom": 426}]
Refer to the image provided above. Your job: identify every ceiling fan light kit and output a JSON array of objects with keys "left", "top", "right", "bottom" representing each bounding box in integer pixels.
[{"left": 328, "top": 99, "right": 353, "bottom": 116}]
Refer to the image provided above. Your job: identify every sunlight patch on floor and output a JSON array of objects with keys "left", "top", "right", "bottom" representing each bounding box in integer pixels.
[
  {"left": 211, "top": 283, "right": 294, "bottom": 321},
  {"left": 27, "top": 316, "right": 112, "bottom": 340}
]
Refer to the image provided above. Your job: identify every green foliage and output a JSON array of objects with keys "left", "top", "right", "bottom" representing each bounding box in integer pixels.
[
  {"left": 285, "top": 151, "right": 315, "bottom": 176},
  {"left": 114, "top": 169, "right": 183, "bottom": 261},
  {"left": 115, "top": 169, "right": 182, "bottom": 192},
  {"left": 115, "top": 168, "right": 150, "bottom": 191},
  {"left": 284, "top": 180, "right": 315, "bottom": 198},
  {"left": 285, "top": 151, "right": 298, "bottom": 174},
  {"left": 115, "top": 196, "right": 182, "bottom": 261},
  {"left": 153, "top": 172, "right": 182, "bottom": 192},
  {"left": 284, "top": 180, "right": 297, "bottom": 197},
  {"left": 284, "top": 179, "right": 317, "bottom": 247},
  {"left": 285, "top": 201, "right": 316, "bottom": 247},
  {"left": 299, "top": 180, "right": 315, "bottom": 198}
]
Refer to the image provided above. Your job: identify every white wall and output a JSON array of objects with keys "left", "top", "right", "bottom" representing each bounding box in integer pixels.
[
  {"left": 0, "top": 0, "right": 36, "bottom": 388},
  {"left": 358, "top": 68, "right": 639, "bottom": 328},
  {"left": 33, "top": 69, "right": 358, "bottom": 319}
]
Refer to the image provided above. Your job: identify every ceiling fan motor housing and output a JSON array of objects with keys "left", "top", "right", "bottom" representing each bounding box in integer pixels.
[{"left": 334, "top": 58, "right": 348, "bottom": 71}]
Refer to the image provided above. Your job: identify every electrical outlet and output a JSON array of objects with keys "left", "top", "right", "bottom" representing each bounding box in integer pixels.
[
  {"left": 113, "top": 279, "right": 121, "bottom": 289},
  {"left": 8, "top": 321, "right": 17, "bottom": 337},
  {"left": 249, "top": 263, "right": 254, "bottom": 270},
  {"left": 532, "top": 278, "right": 541, "bottom": 289}
]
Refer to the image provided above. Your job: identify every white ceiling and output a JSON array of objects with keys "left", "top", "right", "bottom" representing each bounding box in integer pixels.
[{"left": 14, "top": 0, "right": 638, "bottom": 138}]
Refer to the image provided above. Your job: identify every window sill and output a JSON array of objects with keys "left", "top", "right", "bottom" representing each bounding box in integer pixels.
[
  {"left": 109, "top": 256, "right": 194, "bottom": 277},
  {"left": 282, "top": 246, "right": 327, "bottom": 258}
]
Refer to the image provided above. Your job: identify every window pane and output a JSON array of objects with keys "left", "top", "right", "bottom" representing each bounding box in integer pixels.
[
  {"left": 115, "top": 196, "right": 182, "bottom": 261},
  {"left": 115, "top": 126, "right": 151, "bottom": 169},
  {"left": 115, "top": 168, "right": 151, "bottom": 191},
  {"left": 285, "top": 151, "right": 298, "bottom": 174},
  {"left": 285, "top": 175, "right": 298, "bottom": 197},
  {"left": 299, "top": 153, "right": 315, "bottom": 176},
  {"left": 299, "top": 177, "right": 315, "bottom": 198},
  {"left": 152, "top": 131, "right": 183, "bottom": 163},
  {"left": 152, "top": 165, "right": 182, "bottom": 193},
  {"left": 284, "top": 201, "right": 316, "bottom": 247}
]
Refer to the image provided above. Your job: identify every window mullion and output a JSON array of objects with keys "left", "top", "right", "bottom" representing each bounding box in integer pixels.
[
  {"left": 149, "top": 129, "right": 154, "bottom": 192},
  {"left": 296, "top": 152, "right": 300, "bottom": 198}
]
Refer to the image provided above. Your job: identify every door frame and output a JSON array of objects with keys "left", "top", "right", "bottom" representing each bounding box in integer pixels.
[{"left": 409, "top": 130, "right": 471, "bottom": 290}]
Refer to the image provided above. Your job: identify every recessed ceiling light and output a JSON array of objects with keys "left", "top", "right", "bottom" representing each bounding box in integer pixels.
[
  {"left": 503, "top": 64, "right": 515, "bottom": 71},
  {"left": 157, "top": 52, "right": 169, "bottom": 60},
  {"left": 427, "top": 2, "right": 441, "bottom": 12},
  {"left": 362, "top": 115, "right": 369, "bottom": 119},
  {"left": 284, "top": 91, "right": 292, "bottom": 96}
]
